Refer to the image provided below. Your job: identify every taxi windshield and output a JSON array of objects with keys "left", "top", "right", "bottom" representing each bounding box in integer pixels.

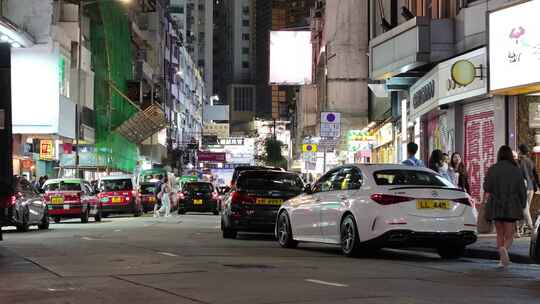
[{"left": 100, "top": 179, "right": 133, "bottom": 192}]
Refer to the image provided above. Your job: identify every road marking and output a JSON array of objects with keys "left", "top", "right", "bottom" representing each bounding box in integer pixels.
[
  {"left": 81, "top": 237, "right": 95, "bottom": 241},
  {"left": 114, "top": 229, "right": 121, "bottom": 232},
  {"left": 305, "top": 279, "right": 349, "bottom": 287},
  {"left": 157, "top": 252, "right": 179, "bottom": 257}
]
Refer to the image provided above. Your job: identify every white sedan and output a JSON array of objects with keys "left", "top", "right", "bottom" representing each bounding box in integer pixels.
[{"left": 275, "top": 164, "right": 478, "bottom": 259}]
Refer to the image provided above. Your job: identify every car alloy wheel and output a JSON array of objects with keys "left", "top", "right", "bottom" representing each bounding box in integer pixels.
[
  {"left": 277, "top": 212, "right": 298, "bottom": 248},
  {"left": 38, "top": 211, "right": 49, "bottom": 230},
  {"left": 340, "top": 215, "right": 360, "bottom": 257}
]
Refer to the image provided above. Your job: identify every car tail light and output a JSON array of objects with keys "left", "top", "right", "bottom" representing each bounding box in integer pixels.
[
  {"left": 178, "top": 192, "right": 185, "bottom": 200},
  {"left": 0, "top": 195, "right": 16, "bottom": 208},
  {"left": 132, "top": 190, "right": 137, "bottom": 197},
  {"left": 231, "top": 191, "right": 254, "bottom": 206},
  {"left": 212, "top": 192, "right": 219, "bottom": 199},
  {"left": 452, "top": 197, "right": 473, "bottom": 206},
  {"left": 370, "top": 194, "right": 413, "bottom": 205}
]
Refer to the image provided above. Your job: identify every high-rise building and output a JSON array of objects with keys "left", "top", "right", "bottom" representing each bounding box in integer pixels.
[
  {"left": 170, "top": 0, "right": 213, "bottom": 98},
  {"left": 214, "top": 0, "right": 257, "bottom": 134}
]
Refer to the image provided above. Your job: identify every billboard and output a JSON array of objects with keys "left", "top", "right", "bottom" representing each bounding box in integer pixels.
[
  {"left": 489, "top": 0, "right": 540, "bottom": 94},
  {"left": 269, "top": 31, "right": 312, "bottom": 85}
]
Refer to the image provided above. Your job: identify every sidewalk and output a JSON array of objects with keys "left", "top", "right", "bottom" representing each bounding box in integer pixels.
[{"left": 465, "top": 234, "right": 533, "bottom": 264}]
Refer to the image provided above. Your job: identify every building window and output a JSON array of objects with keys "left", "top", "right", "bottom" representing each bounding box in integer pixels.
[
  {"left": 242, "top": 61, "right": 250, "bottom": 69},
  {"left": 198, "top": 3, "right": 205, "bottom": 10},
  {"left": 242, "top": 33, "right": 250, "bottom": 41},
  {"left": 242, "top": 6, "right": 250, "bottom": 15},
  {"left": 242, "top": 19, "right": 250, "bottom": 27},
  {"left": 234, "top": 87, "right": 254, "bottom": 112},
  {"left": 242, "top": 47, "right": 250, "bottom": 55}
]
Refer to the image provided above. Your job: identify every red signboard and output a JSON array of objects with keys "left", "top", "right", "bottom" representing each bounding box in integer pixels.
[{"left": 197, "top": 151, "right": 226, "bottom": 162}]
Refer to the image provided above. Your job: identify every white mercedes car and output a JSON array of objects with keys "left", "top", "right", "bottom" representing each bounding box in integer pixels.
[{"left": 275, "top": 164, "right": 478, "bottom": 259}]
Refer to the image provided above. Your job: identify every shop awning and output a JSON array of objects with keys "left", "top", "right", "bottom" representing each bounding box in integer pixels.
[{"left": 115, "top": 104, "right": 168, "bottom": 143}]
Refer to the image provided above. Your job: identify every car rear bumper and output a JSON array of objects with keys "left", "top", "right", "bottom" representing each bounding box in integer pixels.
[
  {"left": 48, "top": 205, "right": 83, "bottom": 217},
  {"left": 179, "top": 200, "right": 218, "bottom": 212},
  {"left": 0, "top": 207, "right": 17, "bottom": 226},
  {"left": 364, "top": 229, "right": 477, "bottom": 248},
  {"left": 226, "top": 211, "right": 278, "bottom": 233},
  {"left": 101, "top": 203, "right": 134, "bottom": 214}
]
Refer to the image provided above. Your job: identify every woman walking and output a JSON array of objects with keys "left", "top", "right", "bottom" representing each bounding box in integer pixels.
[
  {"left": 159, "top": 176, "right": 172, "bottom": 217},
  {"left": 483, "top": 145, "right": 527, "bottom": 268},
  {"left": 428, "top": 149, "right": 452, "bottom": 182},
  {"left": 450, "top": 152, "right": 471, "bottom": 193}
]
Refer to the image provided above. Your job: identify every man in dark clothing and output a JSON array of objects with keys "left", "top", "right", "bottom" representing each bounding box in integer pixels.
[
  {"left": 153, "top": 175, "right": 163, "bottom": 217},
  {"left": 518, "top": 144, "right": 538, "bottom": 235}
]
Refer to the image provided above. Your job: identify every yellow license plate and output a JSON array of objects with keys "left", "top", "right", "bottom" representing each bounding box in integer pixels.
[
  {"left": 416, "top": 200, "right": 450, "bottom": 209},
  {"left": 255, "top": 198, "right": 283, "bottom": 206},
  {"left": 51, "top": 197, "right": 64, "bottom": 204},
  {"left": 193, "top": 199, "right": 203, "bottom": 205},
  {"left": 149, "top": 197, "right": 156, "bottom": 202},
  {"left": 112, "top": 197, "right": 122, "bottom": 203}
]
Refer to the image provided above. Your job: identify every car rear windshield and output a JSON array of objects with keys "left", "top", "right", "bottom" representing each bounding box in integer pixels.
[
  {"left": 373, "top": 170, "right": 454, "bottom": 187},
  {"left": 184, "top": 183, "right": 213, "bottom": 193},
  {"left": 100, "top": 179, "right": 133, "bottom": 192},
  {"left": 139, "top": 184, "right": 156, "bottom": 194},
  {"left": 44, "top": 181, "right": 81, "bottom": 192},
  {"left": 237, "top": 172, "right": 304, "bottom": 192}
]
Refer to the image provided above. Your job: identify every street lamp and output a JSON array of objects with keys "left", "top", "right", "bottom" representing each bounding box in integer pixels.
[{"left": 75, "top": 0, "right": 131, "bottom": 177}]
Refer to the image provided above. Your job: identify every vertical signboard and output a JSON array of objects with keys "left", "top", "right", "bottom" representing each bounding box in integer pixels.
[{"left": 39, "top": 139, "right": 55, "bottom": 160}]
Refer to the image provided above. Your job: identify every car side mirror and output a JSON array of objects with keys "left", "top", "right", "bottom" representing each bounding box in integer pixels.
[{"left": 304, "top": 184, "right": 312, "bottom": 194}]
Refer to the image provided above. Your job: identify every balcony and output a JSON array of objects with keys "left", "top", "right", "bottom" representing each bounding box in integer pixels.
[{"left": 369, "top": 17, "right": 454, "bottom": 80}]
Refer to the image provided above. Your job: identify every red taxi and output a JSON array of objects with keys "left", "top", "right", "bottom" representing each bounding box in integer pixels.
[
  {"left": 97, "top": 175, "right": 143, "bottom": 217},
  {"left": 42, "top": 178, "right": 100, "bottom": 223},
  {"left": 138, "top": 182, "right": 158, "bottom": 212}
]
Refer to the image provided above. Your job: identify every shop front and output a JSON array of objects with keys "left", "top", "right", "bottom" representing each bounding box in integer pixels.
[
  {"left": 371, "top": 123, "right": 394, "bottom": 164},
  {"left": 488, "top": 0, "right": 540, "bottom": 219},
  {"left": 410, "top": 46, "right": 505, "bottom": 205}
]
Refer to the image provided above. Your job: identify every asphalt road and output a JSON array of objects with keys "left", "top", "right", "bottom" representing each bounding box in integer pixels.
[{"left": 1, "top": 213, "right": 540, "bottom": 304}]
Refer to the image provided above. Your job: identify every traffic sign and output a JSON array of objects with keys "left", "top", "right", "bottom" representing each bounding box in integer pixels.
[
  {"left": 320, "top": 112, "right": 341, "bottom": 138},
  {"left": 319, "top": 137, "right": 339, "bottom": 149},
  {"left": 302, "top": 144, "right": 318, "bottom": 153}
]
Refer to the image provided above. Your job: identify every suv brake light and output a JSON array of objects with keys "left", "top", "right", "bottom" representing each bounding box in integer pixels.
[
  {"left": 370, "top": 194, "right": 413, "bottom": 205},
  {"left": 231, "top": 191, "right": 254, "bottom": 206}
]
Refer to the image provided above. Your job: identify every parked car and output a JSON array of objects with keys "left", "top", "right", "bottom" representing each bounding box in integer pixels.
[
  {"left": 0, "top": 177, "right": 49, "bottom": 232},
  {"left": 530, "top": 215, "right": 540, "bottom": 264},
  {"left": 275, "top": 164, "right": 478, "bottom": 259},
  {"left": 178, "top": 182, "right": 220, "bottom": 215},
  {"left": 97, "top": 175, "right": 143, "bottom": 217},
  {"left": 221, "top": 170, "right": 304, "bottom": 239},
  {"left": 43, "top": 178, "right": 100, "bottom": 223},
  {"left": 138, "top": 182, "right": 158, "bottom": 212}
]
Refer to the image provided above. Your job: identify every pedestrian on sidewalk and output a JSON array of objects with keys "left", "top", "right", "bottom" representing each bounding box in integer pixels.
[
  {"left": 157, "top": 176, "right": 171, "bottom": 217},
  {"left": 517, "top": 144, "right": 538, "bottom": 236},
  {"left": 450, "top": 152, "right": 470, "bottom": 193},
  {"left": 428, "top": 149, "right": 452, "bottom": 182},
  {"left": 483, "top": 145, "right": 527, "bottom": 268},
  {"left": 402, "top": 142, "right": 424, "bottom": 167}
]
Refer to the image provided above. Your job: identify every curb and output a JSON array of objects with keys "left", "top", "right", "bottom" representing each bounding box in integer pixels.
[{"left": 465, "top": 248, "right": 533, "bottom": 264}]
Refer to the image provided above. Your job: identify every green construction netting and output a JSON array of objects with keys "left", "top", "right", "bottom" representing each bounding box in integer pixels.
[{"left": 90, "top": 1, "right": 138, "bottom": 172}]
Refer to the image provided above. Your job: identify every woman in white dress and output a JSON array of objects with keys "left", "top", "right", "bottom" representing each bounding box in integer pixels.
[{"left": 158, "top": 176, "right": 171, "bottom": 217}]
